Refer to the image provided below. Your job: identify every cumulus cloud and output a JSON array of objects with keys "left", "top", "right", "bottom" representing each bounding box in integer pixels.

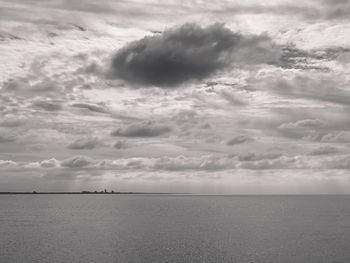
[
  {"left": 111, "top": 122, "right": 171, "bottom": 137},
  {"left": 0, "top": 160, "right": 18, "bottom": 169},
  {"left": 60, "top": 156, "right": 95, "bottom": 168},
  {"left": 67, "top": 137, "right": 100, "bottom": 150},
  {"left": 227, "top": 135, "right": 254, "bottom": 146},
  {"left": 109, "top": 23, "right": 280, "bottom": 86},
  {"left": 40, "top": 158, "right": 60, "bottom": 168}
]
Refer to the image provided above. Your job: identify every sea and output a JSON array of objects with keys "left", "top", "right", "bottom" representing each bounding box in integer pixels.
[{"left": 1, "top": 195, "right": 349, "bottom": 263}]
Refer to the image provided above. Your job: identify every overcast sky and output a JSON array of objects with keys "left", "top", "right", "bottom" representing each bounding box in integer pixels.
[{"left": 1, "top": 0, "right": 350, "bottom": 193}]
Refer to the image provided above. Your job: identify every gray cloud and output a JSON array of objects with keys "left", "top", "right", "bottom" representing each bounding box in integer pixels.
[
  {"left": 40, "top": 158, "right": 60, "bottom": 168},
  {"left": 72, "top": 103, "right": 108, "bottom": 113},
  {"left": 109, "top": 23, "right": 280, "bottom": 87},
  {"left": 321, "top": 0, "right": 350, "bottom": 20},
  {"left": 60, "top": 156, "right": 95, "bottom": 168},
  {"left": 3, "top": 78, "right": 63, "bottom": 98},
  {"left": 278, "top": 119, "right": 326, "bottom": 130},
  {"left": 114, "top": 140, "right": 127, "bottom": 149},
  {"left": 111, "top": 122, "right": 171, "bottom": 137},
  {"left": 262, "top": 76, "right": 350, "bottom": 106},
  {"left": 236, "top": 155, "right": 301, "bottom": 170},
  {"left": 0, "top": 115, "right": 25, "bottom": 127},
  {"left": 227, "top": 135, "right": 254, "bottom": 146},
  {"left": 309, "top": 146, "right": 339, "bottom": 156},
  {"left": 32, "top": 100, "right": 62, "bottom": 111},
  {"left": 238, "top": 152, "right": 282, "bottom": 162},
  {"left": 67, "top": 137, "right": 100, "bottom": 150},
  {"left": 0, "top": 133, "right": 16, "bottom": 143},
  {"left": 321, "top": 132, "right": 350, "bottom": 143}
]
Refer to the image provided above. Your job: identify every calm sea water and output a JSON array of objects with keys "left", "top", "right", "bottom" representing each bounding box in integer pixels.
[{"left": 1, "top": 195, "right": 350, "bottom": 263}]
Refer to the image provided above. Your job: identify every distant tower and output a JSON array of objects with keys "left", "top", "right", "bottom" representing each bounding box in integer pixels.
[{"left": 104, "top": 189, "right": 107, "bottom": 193}]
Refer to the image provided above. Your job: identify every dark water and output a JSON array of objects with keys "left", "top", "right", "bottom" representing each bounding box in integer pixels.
[{"left": 1, "top": 195, "right": 350, "bottom": 263}]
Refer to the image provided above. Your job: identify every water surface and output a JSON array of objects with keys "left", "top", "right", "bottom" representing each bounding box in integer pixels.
[{"left": 1, "top": 195, "right": 349, "bottom": 262}]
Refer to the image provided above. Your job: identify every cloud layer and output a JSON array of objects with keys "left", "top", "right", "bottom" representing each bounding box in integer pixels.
[{"left": 110, "top": 23, "right": 280, "bottom": 87}]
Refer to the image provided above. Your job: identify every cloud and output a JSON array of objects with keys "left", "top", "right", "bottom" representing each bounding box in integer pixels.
[
  {"left": 72, "top": 103, "right": 108, "bottom": 113},
  {"left": 60, "top": 156, "right": 95, "bottom": 168},
  {"left": 32, "top": 100, "right": 62, "bottom": 111},
  {"left": 260, "top": 75, "right": 350, "bottom": 106},
  {"left": 40, "top": 158, "right": 60, "bottom": 168},
  {"left": 236, "top": 155, "right": 302, "bottom": 170},
  {"left": 109, "top": 23, "right": 280, "bottom": 87},
  {"left": 321, "top": 131, "right": 350, "bottom": 143},
  {"left": 152, "top": 155, "right": 236, "bottom": 171},
  {"left": 238, "top": 152, "right": 282, "bottom": 162},
  {"left": 0, "top": 115, "right": 25, "bottom": 127},
  {"left": 278, "top": 119, "right": 326, "bottom": 129},
  {"left": 0, "top": 160, "right": 18, "bottom": 169},
  {"left": 3, "top": 78, "right": 63, "bottom": 98},
  {"left": 227, "top": 135, "right": 254, "bottom": 146},
  {"left": 67, "top": 137, "right": 100, "bottom": 150},
  {"left": 0, "top": 133, "right": 16, "bottom": 143},
  {"left": 321, "top": 0, "right": 350, "bottom": 20},
  {"left": 309, "top": 146, "right": 339, "bottom": 156},
  {"left": 111, "top": 122, "right": 171, "bottom": 137},
  {"left": 114, "top": 140, "right": 127, "bottom": 149}
]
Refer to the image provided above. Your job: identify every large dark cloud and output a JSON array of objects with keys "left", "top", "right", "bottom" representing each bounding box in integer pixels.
[{"left": 109, "top": 23, "right": 280, "bottom": 87}]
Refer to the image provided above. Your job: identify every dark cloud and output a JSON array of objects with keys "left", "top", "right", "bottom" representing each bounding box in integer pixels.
[
  {"left": 0, "top": 116, "right": 25, "bottom": 127},
  {"left": 321, "top": 0, "right": 350, "bottom": 20},
  {"left": 67, "top": 137, "right": 100, "bottom": 150},
  {"left": 227, "top": 135, "right": 254, "bottom": 146},
  {"left": 0, "top": 133, "right": 16, "bottom": 143},
  {"left": 114, "top": 140, "right": 127, "bottom": 149},
  {"left": 220, "top": 90, "right": 246, "bottom": 106},
  {"left": 238, "top": 152, "right": 282, "bottom": 162},
  {"left": 279, "top": 46, "right": 336, "bottom": 71},
  {"left": 72, "top": 103, "right": 108, "bottom": 113},
  {"left": 111, "top": 122, "right": 171, "bottom": 137},
  {"left": 309, "top": 146, "right": 339, "bottom": 156},
  {"left": 32, "top": 100, "right": 62, "bottom": 111},
  {"left": 109, "top": 23, "right": 280, "bottom": 87}
]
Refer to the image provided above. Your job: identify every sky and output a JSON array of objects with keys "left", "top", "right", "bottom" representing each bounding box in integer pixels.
[{"left": 1, "top": 0, "right": 350, "bottom": 193}]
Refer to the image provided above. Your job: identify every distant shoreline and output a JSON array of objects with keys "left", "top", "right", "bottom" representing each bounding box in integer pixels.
[{"left": 0, "top": 191, "right": 176, "bottom": 195}]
